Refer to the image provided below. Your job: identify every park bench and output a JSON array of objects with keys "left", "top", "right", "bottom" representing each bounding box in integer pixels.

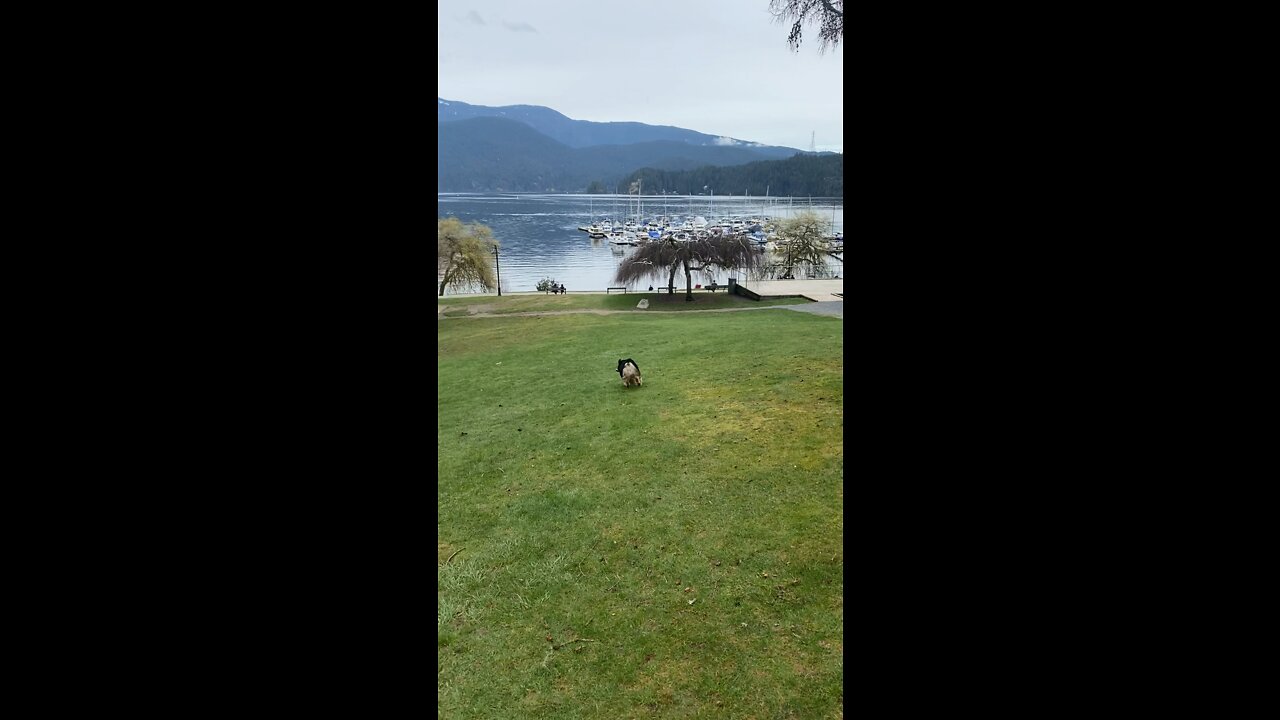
[
  {"left": 647, "top": 284, "right": 720, "bottom": 294},
  {"left": 606, "top": 287, "right": 627, "bottom": 294}
]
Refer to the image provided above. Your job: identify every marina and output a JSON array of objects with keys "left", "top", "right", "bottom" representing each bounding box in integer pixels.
[{"left": 438, "top": 193, "right": 844, "bottom": 294}]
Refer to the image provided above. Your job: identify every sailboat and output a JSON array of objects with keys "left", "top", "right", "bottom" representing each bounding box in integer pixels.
[{"left": 578, "top": 196, "right": 594, "bottom": 233}]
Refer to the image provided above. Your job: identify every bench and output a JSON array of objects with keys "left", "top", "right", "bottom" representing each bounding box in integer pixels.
[
  {"left": 647, "top": 285, "right": 720, "bottom": 294},
  {"left": 606, "top": 287, "right": 627, "bottom": 294}
]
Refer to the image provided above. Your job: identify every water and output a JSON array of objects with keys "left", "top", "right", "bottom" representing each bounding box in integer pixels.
[{"left": 437, "top": 193, "right": 844, "bottom": 294}]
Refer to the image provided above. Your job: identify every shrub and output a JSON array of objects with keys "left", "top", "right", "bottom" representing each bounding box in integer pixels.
[{"left": 535, "top": 277, "right": 559, "bottom": 292}]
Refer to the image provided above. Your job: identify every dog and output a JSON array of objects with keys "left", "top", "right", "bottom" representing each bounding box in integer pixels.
[{"left": 617, "top": 358, "right": 642, "bottom": 388}]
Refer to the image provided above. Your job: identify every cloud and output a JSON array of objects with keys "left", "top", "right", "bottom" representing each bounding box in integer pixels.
[
  {"left": 502, "top": 20, "right": 537, "bottom": 33},
  {"left": 466, "top": 10, "right": 484, "bottom": 25}
]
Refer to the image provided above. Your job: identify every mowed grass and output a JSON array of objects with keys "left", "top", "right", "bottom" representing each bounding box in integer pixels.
[
  {"left": 438, "top": 292, "right": 810, "bottom": 317},
  {"left": 438, "top": 308, "right": 843, "bottom": 719}
]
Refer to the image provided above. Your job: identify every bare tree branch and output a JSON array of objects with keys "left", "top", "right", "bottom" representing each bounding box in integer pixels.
[{"left": 769, "top": 0, "right": 843, "bottom": 53}]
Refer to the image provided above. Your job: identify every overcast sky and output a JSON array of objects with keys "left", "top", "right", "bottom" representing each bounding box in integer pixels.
[{"left": 437, "top": 0, "right": 843, "bottom": 154}]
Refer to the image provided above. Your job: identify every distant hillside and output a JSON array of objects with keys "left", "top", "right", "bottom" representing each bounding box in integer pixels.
[
  {"left": 620, "top": 154, "right": 844, "bottom": 198},
  {"left": 438, "top": 97, "right": 801, "bottom": 159},
  {"left": 438, "top": 117, "right": 808, "bottom": 193}
]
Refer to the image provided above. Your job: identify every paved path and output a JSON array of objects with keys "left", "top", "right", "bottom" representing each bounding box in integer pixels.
[
  {"left": 777, "top": 300, "right": 843, "bottom": 319},
  {"left": 439, "top": 280, "right": 843, "bottom": 320},
  {"left": 439, "top": 302, "right": 841, "bottom": 320},
  {"left": 740, "top": 279, "right": 844, "bottom": 302}
]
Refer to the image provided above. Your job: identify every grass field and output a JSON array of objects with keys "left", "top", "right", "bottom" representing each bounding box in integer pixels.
[
  {"left": 437, "top": 292, "right": 810, "bottom": 317},
  {"left": 438, "top": 302, "right": 843, "bottom": 718}
]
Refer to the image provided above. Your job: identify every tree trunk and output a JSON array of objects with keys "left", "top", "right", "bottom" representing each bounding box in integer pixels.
[
  {"left": 439, "top": 260, "right": 454, "bottom": 296},
  {"left": 684, "top": 262, "right": 693, "bottom": 301},
  {"left": 666, "top": 267, "right": 677, "bottom": 294}
]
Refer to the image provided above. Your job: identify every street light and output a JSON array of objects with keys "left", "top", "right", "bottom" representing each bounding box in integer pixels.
[{"left": 491, "top": 244, "right": 501, "bottom": 296}]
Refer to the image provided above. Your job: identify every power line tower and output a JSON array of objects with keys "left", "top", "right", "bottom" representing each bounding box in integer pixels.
[{"left": 810, "top": 131, "right": 816, "bottom": 153}]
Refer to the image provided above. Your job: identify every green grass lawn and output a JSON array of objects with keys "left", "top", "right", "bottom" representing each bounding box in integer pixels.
[
  {"left": 439, "top": 308, "right": 843, "bottom": 719},
  {"left": 438, "top": 292, "right": 810, "bottom": 317}
]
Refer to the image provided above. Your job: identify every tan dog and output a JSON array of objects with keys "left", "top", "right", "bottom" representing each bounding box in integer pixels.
[{"left": 617, "top": 358, "right": 642, "bottom": 387}]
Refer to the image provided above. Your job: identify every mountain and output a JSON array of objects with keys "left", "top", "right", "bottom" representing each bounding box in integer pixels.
[
  {"left": 620, "top": 154, "right": 844, "bottom": 198},
  {"left": 439, "top": 97, "right": 802, "bottom": 158},
  {"left": 439, "top": 117, "right": 820, "bottom": 193}
]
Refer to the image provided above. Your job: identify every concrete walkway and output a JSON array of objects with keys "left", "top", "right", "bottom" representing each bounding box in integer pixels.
[
  {"left": 778, "top": 300, "right": 843, "bottom": 319},
  {"left": 739, "top": 279, "right": 843, "bottom": 302},
  {"left": 439, "top": 302, "right": 841, "bottom": 320},
  {"left": 442, "top": 279, "right": 845, "bottom": 302},
  {"left": 439, "top": 279, "right": 844, "bottom": 320}
]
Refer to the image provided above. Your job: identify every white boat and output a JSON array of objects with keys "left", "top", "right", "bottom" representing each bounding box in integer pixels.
[{"left": 611, "top": 230, "right": 640, "bottom": 246}]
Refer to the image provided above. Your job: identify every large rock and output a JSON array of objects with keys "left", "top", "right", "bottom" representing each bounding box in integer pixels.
[{"left": 636, "top": 299, "right": 650, "bottom": 309}]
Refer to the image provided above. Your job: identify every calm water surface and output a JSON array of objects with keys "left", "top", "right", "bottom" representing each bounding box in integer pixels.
[{"left": 438, "top": 194, "right": 843, "bottom": 294}]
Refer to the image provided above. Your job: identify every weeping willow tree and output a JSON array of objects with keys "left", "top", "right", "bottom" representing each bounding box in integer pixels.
[
  {"left": 438, "top": 218, "right": 497, "bottom": 296},
  {"left": 614, "top": 235, "right": 763, "bottom": 301},
  {"left": 775, "top": 211, "right": 831, "bottom": 278}
]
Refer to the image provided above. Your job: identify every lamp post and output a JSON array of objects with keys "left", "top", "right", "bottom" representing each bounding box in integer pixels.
[{"left": 491, "top": 244, "right": 501, "bottom": 296}]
